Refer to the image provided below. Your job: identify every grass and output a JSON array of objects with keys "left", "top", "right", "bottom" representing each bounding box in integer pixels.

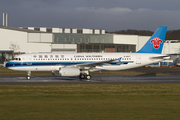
[{"left": 0, "top": 84, "right": 180, "bottom": 120}]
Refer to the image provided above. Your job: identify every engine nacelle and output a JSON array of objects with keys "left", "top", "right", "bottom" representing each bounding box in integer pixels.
[{"left": 52, "top": 67, "right": 80, "bottom": 77}]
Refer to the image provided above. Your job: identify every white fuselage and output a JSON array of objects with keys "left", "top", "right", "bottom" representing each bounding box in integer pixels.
[{"left": 6, "top": 52, "right": 168, "bottom": 72}]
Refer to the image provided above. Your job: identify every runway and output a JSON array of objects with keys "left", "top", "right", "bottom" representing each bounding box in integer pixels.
[{"left": 0, "top": 75, "right": 180, "bottom": 85}]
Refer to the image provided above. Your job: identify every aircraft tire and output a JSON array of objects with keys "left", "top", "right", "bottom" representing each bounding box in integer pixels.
[
  {"left": 86, "top": 75, "right": 91, "bottom": 81},
  {"left": 80, "top": 74, "right": 85, "bottom": 79},
  {"left": 26, "top": 76, "right": 31, "bottom": 80}
]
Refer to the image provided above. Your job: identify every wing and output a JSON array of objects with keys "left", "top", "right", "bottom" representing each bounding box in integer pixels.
[
  {"left": 65, "top": 58, "right": 132, "bottom": 72},
  {"left": 66, "top": 60, "right": 114, "bottom": 70}
]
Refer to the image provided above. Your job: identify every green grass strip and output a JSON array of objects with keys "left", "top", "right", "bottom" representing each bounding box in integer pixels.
[{"left": 0, "top": 84, "right": 180, "bottom": 120}]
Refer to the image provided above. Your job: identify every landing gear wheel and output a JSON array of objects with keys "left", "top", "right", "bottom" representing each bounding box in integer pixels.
[
  {"left": 86, "top": 75, "right": 91, "bottom": 81},
  {"left": 26, "top": 71, "right": 31, "bottom": 80},
  {"left": 80, "top": 74, "right": 85, "bottom": 79},
  {"left": 26, "top": 76, "right": 31, "bottom": 80}
]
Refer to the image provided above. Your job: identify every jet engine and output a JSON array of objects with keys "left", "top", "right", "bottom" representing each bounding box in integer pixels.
[{"left": 52, "top": 67, "right": 80, "bottom": 77}]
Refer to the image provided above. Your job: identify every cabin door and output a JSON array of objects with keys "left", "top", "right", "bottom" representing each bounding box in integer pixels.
[
  {"left": 136, "top": 55, "right": 141, "bottom": 64},
  {"left": 26, "top": 55, "right": 32, "bottom": 65}
]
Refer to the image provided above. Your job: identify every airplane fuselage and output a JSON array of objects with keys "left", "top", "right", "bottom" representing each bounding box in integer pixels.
[{"left": 6, "top": 52, "right": 168, "bottom": 72}]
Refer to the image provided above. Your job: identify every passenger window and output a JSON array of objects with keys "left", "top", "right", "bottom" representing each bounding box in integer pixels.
[{"left": 44, "top": 55, "right": 48, "bottom": 58}]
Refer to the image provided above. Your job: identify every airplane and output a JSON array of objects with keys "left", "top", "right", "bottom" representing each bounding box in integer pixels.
[{"left": 6, "top": 26, "right": 170, "bottom": 80}]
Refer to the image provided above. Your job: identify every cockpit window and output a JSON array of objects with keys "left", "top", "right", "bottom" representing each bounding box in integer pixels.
[{"left": 13, "top": 58, "right": 21, "bottom": 61}]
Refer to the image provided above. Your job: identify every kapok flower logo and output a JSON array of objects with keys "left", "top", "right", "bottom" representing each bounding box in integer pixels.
[
  {"left": 150, "top": 37, "right": 163, "bottom": 49},
  {"left": 118, "top": 57, "right": 122, "bottom": 62}
]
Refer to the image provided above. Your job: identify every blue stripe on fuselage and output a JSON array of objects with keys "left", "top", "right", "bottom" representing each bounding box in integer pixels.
[{"left": 6, "top": 60, "right": 134, "bottom": 68}]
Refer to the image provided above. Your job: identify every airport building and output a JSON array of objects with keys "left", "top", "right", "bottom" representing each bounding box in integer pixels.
[{"left": 0, "top": 25, "right": 179, "bottom": 66}]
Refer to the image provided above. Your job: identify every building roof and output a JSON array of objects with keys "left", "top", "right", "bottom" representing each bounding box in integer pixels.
[{"left": 0, "top": 26, "right": 46, "bottom": 33}]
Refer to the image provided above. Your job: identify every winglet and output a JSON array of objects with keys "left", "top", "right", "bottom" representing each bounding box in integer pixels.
[{"left": 136, "top": 26, "right": 167, "bottom": 54}]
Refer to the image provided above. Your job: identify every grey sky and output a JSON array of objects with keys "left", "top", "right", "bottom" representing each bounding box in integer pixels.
[{"left": 0, "top": 0, "right": 180, "bottom": 31}]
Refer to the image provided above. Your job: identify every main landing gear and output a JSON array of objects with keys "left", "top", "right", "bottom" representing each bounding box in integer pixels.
[
  {"left": 26, "top": 71, "right": 31, "bottom": 80},
  {"left": 79, "top": 70, "right": 91, "bottom": 81},
  {"left": 79, "top": 74, "right": 91, "bottom": 81}
]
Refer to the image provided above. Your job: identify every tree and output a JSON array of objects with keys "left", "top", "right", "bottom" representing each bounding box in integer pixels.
[{"left": 9, "top": 42, "right": 20, "bottom": 58}]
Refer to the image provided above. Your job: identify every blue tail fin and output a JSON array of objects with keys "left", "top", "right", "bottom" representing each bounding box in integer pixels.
[{"left": 136, "top": 26, "right": 167, "bottom": 54}]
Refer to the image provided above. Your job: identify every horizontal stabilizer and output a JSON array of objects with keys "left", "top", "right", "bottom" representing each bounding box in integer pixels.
[{"left": 150, "top": 56, "right": 170, "bottom": 60}]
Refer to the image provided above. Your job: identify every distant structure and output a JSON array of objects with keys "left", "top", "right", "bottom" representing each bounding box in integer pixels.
[{"left": 2, "top": 13, "right": 8, "bottom": 26}]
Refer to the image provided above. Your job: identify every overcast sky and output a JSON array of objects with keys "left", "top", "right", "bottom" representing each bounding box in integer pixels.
[{"left": 0, "top": 0, "right": 180, "bottom": 31}]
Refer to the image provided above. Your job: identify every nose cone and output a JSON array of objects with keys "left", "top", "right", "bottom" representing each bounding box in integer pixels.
[
  {"left": 6, "top": 62, "right": 9, "bottom": 68},
  {"left": 5, "top": 61, "right": 13, "bottom": 68}
]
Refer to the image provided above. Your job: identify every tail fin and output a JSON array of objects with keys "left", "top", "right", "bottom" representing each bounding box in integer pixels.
[{"left": 136, "top": 26, "right": 167, "bottom": 54}]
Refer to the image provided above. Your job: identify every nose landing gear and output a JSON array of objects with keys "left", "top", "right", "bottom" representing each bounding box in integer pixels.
[{"left": 26, "top": 71, "right": 31, "bottom": 80}]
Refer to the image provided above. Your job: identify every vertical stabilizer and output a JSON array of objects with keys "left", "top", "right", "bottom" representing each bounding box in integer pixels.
[{"left": 136, "top": 26, "right": 167, "bottom": 54}]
